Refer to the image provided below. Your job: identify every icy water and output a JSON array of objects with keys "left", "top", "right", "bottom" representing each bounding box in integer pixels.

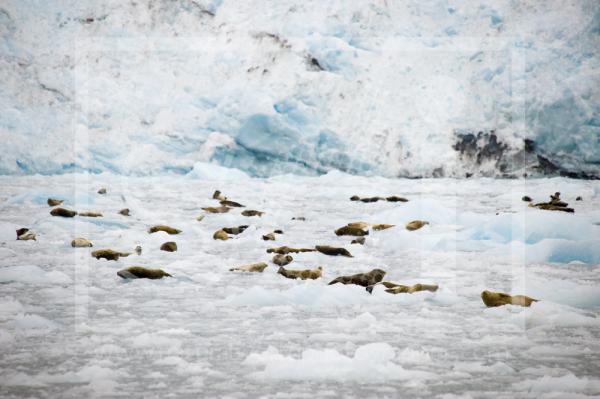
[{"left": 1, "top": 172, "right": 599, "bottom": 398}]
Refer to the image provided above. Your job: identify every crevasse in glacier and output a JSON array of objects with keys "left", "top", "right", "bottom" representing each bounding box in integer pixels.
[{"left": 0, "top": 0, "right": 598, "bottom": 177}]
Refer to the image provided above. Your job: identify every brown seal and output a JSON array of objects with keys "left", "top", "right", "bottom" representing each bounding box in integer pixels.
[
  {"left": 222, "top": 225, "right": 248, "bottom": 235},
  {"left": 117, "top": 266, "right": 171, "bottom": 279},
  {"left": 202, "top": 206, "right": 231, "bottom": 214},
  {"left": 351, "top": 237, "right": 365, "bottom": 245},
  {"left": 91, "top": 249, "right": 131, "bottom": 261},
  {"left": 119, "top": 208, "right": 130, "bottom": 216},
  {"left": 328, "top": 269, "right": 386, "bottom": 288},
  {"left": 481, "top": 290, "right": 538, "bottom": 307},
  {"left": 405, "top": 220, "right": 429, "bottom": 231},
  {"left": 220, "top": 200, "right": 245, "bottom": 207},
  {"left": 47, "top": 198, "right": 63, "bottom": 206},
  {"left": 372, "top": 224, "right": 395, "bottom": 231},
  {"left": 16, "top": 228, "right": 36, "bottom": 241},
  {"left": 383, "top": 283, "right": 439, "bottom": 295},
  {"left": 386, "top": 196, "right": 408, "bottom": 202},
  {"left": 78, "top": 211, "right": 103, "bottom": 217},
  {"left": 315, "top": 245, "right": 352, "bottom": 257},
  {"left": 50, "top": 207, "right": 77, "bottom": 217},
  {"left": 160, "top": 242, "right": 177, "bottom": 252},
  {"left": 213, "top": 229, "right": 229, "bottom": 241},
  {"left": 242, "top": 210, "right": 264, "bottom": 217},
  {"left": 98, "top": 188, "right": 107, "bottom": 194},
  {"left": 272, "top": 254, "right": 293, "bottom": 266},
  {"left": 335, "top": 225, "right": 369, "bottom": 237},
  {"left": 262, "top": 233, "right": 276, "bottom": 241},
  {"left": 229, "top": 262, "right": 268, "bottom": 272},
  {"left": 278, "top": 266, "right": 322, "bottom": 280},
  {"left": 148, "top": 225, "right": 181, "bottom": 234},
  {"left": 267, "top": 246, "right": 316, "bottom": 254},
  {"left": 71, "top": 238, "right": 92, "bottom": 247}
]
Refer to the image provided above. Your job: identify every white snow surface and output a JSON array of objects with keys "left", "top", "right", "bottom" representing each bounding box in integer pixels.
[
  {"left": 1, "top": 0, "right": 599, "bottom": 176},
  {"left": 0, "top": 172, "right": 599, "bottom": 397}
]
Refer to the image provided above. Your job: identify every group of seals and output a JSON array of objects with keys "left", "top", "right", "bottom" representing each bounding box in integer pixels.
[
  {"left": 350, "top": 195, "right": 408, "bottom": 203},
  {"left": 528, "top": 192, "right": 575, "bottom": 213}
]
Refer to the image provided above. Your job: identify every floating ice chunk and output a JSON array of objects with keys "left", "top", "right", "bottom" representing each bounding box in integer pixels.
[
  {"left": 0, "top": 265, "right": 71, "bottom": 285},
  {"left": 244, "top": 343, "right": 436, "bottom": 381},
  {"left": 513, "top": 373, "right": 600, "bottom": 394}
]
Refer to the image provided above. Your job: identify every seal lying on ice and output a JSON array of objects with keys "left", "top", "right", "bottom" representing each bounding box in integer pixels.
[
  {"left": 229, "top": 262, "right": 268, "bottom": 272},
  {"left": 117, "top": 266, "right": 171, "bottom": 279},
  {"left": 315, "top": 245, "right": 353, "bottom": 257},
  {"left": 278, "top": 266, "right": 322, "bottom": 280},
  {"left": 328, "top": 269, "right": 386, "bottom": 288},
  {"left": 480, "top": 290, "right": 538, "bottom": 307}
]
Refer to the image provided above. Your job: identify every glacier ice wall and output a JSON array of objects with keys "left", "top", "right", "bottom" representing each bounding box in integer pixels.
[{"left": 0, "top": 0, "right": 599, "bottom": 177}]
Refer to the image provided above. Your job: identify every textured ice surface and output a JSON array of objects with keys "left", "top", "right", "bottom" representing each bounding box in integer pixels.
[
  {"left": 1, "top": 0, "right": 599, "bottom": 177},
  {"left": 0, "top": 172, "right": 599, "bottom": 397}
]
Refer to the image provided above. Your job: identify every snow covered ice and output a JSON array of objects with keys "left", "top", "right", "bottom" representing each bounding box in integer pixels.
[{"left": 0, "top": 171, "right": 599, "bottom": 397}]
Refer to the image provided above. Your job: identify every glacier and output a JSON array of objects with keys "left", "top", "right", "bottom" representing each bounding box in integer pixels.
[{"left": 1, "top": 0, "right": 599, "bottom": 177}]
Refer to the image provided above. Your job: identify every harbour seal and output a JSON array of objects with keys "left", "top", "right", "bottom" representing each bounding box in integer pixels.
[
  {"left": 372, "top": 224, "right": 395, "bottom": 231},
  {"left": 262, "top": 233, "right": 276, "bottom": 241},
  {"left": 119, "top": 208, "right": 130, "bottom": 216},
  {"left": 347, "top": 222, "right": 369, "bottom": 229},
  {"left": 480, "top": 290, "right": 538, "bottom": 307},
  {"left": 202, "top": 206, "right": 231, "bottom": 214},
  {"left": 16, "top": 228, "right": 36, "bottom": 241},
  {"left": 291, "top": 216, "right": 306, "bottom": 221},
  {"left": 277, "top": 266, "right": 322, "bottom": 280},
  {"left": 328, "top": 269, "right": 386, "bottom": 288},
  {"left": 274, "top": 229, "right": 284, "bottom": 234},
  {"left": 406, "top": 220, "right": 429, "bottom": 231},
  {"left": 222, "top": 225, "right": 248, "bottom": 235},
  {"left": 91, "top": 249, "right": 131, "bottom": 261},
  {"left": 351, "top": 237, "right": 366, "bottom": 245},
  {"left": 135, "top": 245, "right": 142, "bottom": 255},
  {"left": 386, "top": 196, "right": 408, "bottom": 202},
  {"left": 220, "top": 200, "right": 245, "bottom": 207},
  {"left": 212, "top": 190, "right": 227, "bottom": 201},
  {"left": 272, "top": 254, "right": 293, "bottom": 266},
  {"left": 382, "top": 283, "right": 439, "bottom": 295},
  {"left": 148, "top": 225, "right": 181, "bottom": 234},
  {"left": 521, "top": 196, "right": 532, "bottom": 202},
  {"left": 117, "top": 266, "right": 171, "bottom": 279},
  {"left": 576, "top": 196, "right": 583, "bottom": 201},
  {"left": 50, "top": 207, "right": 77, "bottom": 217},
  {"left": 242, "top": 210, "right": 264, "bottom": 217},
  {"left": 98, "top": 188, "right": 107, "bottom": 194},
  {"left": 229, "top": 262, "right": 268, "bottom": 272},
  {"left": 196, "top": 214, "right": 205, "bottom": 222},
  {"left": 71, "top": 238, "right": 92, "bottom": 247},
  {"left": 160, "top": 241, "right": 177, "bottom": 252},
  {"left": 213, "top": 229, "right": 229, "bottom": 241},
  {"left": 78, "top": 211, "right": 103, "bottom": 217},
  {"left": 266, "top": 246, "right": 316, "bottom": 254},
  {"left": 47, "top": 198, "right": 63, "bottom": 206},
  {"left": 315, "top": 245, "right": 353, "bottom": 257},
  {"left": 335, "top": 225, "right": 369, "bottom": 237}
]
